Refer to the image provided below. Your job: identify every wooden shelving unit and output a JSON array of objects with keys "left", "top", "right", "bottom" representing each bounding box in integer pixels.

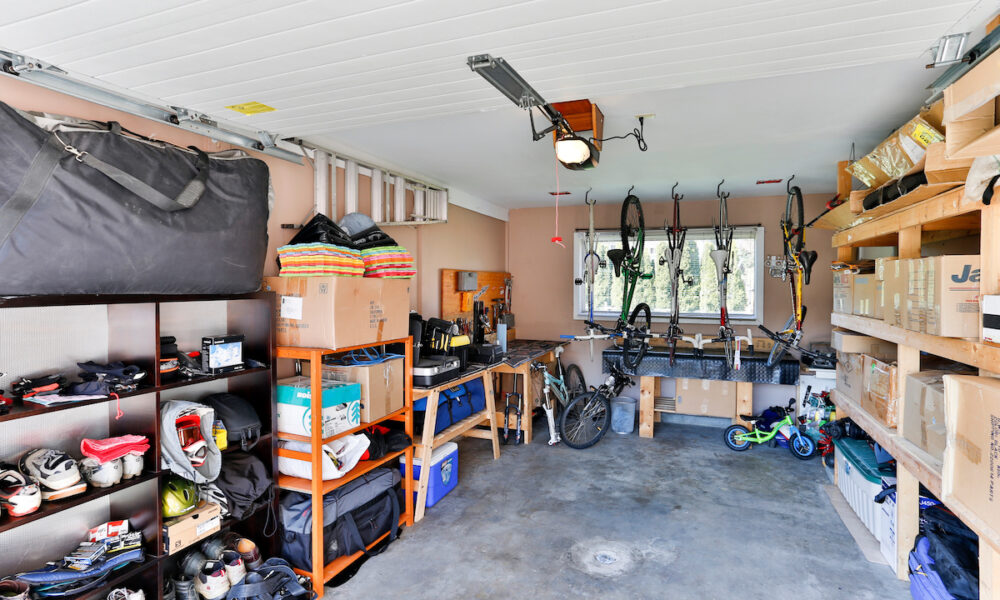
[
  {"left": 275, "top": 341, "right": 414, "bottom": 596},
  {"left": 828, "top": 179, "right": 1000, "bottom": 596},
  {"left": 0, "top": 293, "right": 279, "bottom": 598}
]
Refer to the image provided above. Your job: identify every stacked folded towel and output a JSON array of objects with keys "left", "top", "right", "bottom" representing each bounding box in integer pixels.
[
  {"left": 360, "top": 246, "right": 416, "bottom": 278},
  {"left": 277, "top": 243, "right": 364, "bottom": 277}
]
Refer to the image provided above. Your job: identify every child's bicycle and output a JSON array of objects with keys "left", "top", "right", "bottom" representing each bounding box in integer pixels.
[{"left": 723, "top": 397, "right": 817, "bottom": 460}]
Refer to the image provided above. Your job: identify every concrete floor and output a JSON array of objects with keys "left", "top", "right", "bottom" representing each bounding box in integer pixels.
[{"left": 330, "top": 421, "right": 910, "bottom": 599}]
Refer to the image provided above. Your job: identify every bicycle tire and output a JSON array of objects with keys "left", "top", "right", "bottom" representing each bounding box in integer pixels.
[
  {"left": 564, "top": 363, "right": 587, "bottom": 403},
  {"left": 723, "top": 336, "right": 735, "bottom": 369},
  {"left": 765, "top": 314, "right": 795, "bottom": 368},
  {"left": 786, "top": 186, "right": 804, "bottom": 255},
  {"left": 621, "top": 194, "right": 645, "bottom": 262},
  {"left": 559, "top": 391, "right": 611, "bottom": 449},
  {"left": 623, "top": 302, "right": 651, "bottom": 369}
]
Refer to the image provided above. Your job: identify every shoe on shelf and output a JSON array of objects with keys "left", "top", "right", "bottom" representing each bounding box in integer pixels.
[
  {"left": 179, "top": 550, "right": 207, "bottom": 579},
  {"left": 172, "top": 577, "right": 197, "bottom": 600},
  {"left": 162, "top": 579, "right": 175, "bottom": 600},
  {"left": 221, "top": 550, "right": 247, "bottom": 585},
  {"left": 201, "top": 536, "right": 227, "bottom": 561},
  {"left": 236, "top": 538, "right": 262, "bottom": 571},
  {"left": 194, "top": 560, "right": 230, "bottom": 600}
]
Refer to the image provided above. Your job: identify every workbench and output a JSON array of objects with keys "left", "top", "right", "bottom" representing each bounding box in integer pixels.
[
  {"left": 411, "top": 366, "right": 500, "bottom": 522},
  {"left": 490, "top": 339, "right": 569, "bottom": 445},
  {"left": 603, "top": 347, "right": 800, "bottom": 438}
]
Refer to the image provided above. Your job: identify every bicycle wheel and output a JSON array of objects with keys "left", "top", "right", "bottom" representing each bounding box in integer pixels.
[
  {"left": 564, "top": 363, "right": 587, "bottom": 402},
  {"left": 623, "top": 302, "right": 651, "bottom": 370},
  {"left": 765, "top": 314, "right": 795, "bottom": 368},
  {"left": 559, "top": 391, "right": 611, "bottom": 449},
  {"left": 789, "top": 432, "right": 817, "bottom": 460},
  {"left": 785, "top": 186, "right": 804, "bottom": 255},
  {"left": 724, "top": 425, "right": 751, "bottom": 451},
  {"left": 620, "top": 194, "right": 645, "bottom": 262},
  {"left": 723, "top": 336, "right": 735, "bottom": 369}
]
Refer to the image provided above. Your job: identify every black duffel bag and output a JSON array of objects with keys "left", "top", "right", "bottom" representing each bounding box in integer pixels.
[
  {"left": 0, "top": 101, "right": 270, "bottom": 295},
  {"left": 333, "top": 488, "right": 400, "bottom": 558}
]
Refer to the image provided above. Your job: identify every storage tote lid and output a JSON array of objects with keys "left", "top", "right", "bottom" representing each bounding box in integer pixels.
[{"left": 401, "top": 441, "right": 457, "bottom": 467}]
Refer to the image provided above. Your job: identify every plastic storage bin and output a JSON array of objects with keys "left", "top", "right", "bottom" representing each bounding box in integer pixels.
[
  {"left": 276, "top": 376, "right": 361, "bottom": 437},
  {"left": 611, "top": 396, "right": 637, "bottom": 434},
  {"left": 400, "top": 442, "right": 458, "bottom": 508},
  {"left": 834, "top": 437, "right": 890, "bottom": 538}
]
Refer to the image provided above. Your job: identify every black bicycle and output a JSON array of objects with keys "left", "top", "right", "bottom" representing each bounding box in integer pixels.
[
  {"left": 558, "top": 364, "right": 633, "bottom": 449},
  {"left": 658, "top": 183, "right": 692, "bottom": 365}
]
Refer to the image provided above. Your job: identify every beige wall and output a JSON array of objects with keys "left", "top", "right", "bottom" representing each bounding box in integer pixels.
[
  {"left": 0, "top": 76, "right": 508, "bottom": 316},
  {"left": 507, "top": 194, "right": 835, "bottom": 404}
]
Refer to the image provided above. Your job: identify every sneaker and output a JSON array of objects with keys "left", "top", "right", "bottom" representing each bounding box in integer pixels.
[
  {"left": 220, "top": 550, "right": 246, "bottom": 585},
  {"left": 236, "top": 538, "right": 262, "bottom": 571},
  {"left": 194, "top": 560, "right": 230, "bottom": 600},
  {"left": 0, "top": 580, "right": 29, "bottom": 600},
  {"left": 171, "top": 577, "right": 197, "bottom": 600},
  {"left": 179, "top": 550, "right": 207, "bottom": 579},
  {"left": 200, "top": 537, "right": 227, "bottom": 561},
  {"left": 106, "top": 589, "right": 144, "bottom": 600},
  {"left": 162, "top": 579, "right": 175, "bottom": 600}
]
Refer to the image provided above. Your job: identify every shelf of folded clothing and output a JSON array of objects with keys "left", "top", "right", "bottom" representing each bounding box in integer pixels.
[
  {"left": 276, "top": 406, "right": 408, "bottom": 446},
  {"left": 277, "top": 449, "right": 407, "bottom": 496},
  {"left": 0, "top": 471, "right": 158, "bottom": 533}
]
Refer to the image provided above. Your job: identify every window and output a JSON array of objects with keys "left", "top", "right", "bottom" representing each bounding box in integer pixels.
[{"left": 572, "top": 226, "right": 765, "bottom": 323}]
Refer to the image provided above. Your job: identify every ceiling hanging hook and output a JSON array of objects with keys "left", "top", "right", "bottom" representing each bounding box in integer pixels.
[
  {"left": 627, "top": 185, "right": 635, "bottom": 197},
  {"left": 786, "top": 174, "right": 796, "bottom": 194},
  {"left": 716, "top": 179, "right": 729, "bottom": 200},
  {"left": 671, "top": 182, "right": 683, "bottom": 201},
  {"left": 584, "top": 187, "right": 595, "bottom": 206}
]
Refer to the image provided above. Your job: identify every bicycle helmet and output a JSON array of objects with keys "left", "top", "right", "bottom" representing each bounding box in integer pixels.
[
  {"left": 176, "top": 414, "right": 208, "bottom": 467},
  {"left": 162, "top": 475, "right": 198, "bottom": 518},
  {"left": 0, "top": 465, "right": 41, "bottom": 517},
  {"left": 197, "top": 483, "right": 230, "bottom": 518},
  {"left": 18, "top": 448, "right": 86, "bottom": 500},
  {"left": 80, "top": 457, "right": 123, "bottom": 488},
  {"left": 121, "top": 452, "right": 144, "bottom": 480}
]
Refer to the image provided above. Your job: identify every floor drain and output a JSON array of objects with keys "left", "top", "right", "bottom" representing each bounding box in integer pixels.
[{"left": 594, "top": 551, "right": 618, "bottom": 565}]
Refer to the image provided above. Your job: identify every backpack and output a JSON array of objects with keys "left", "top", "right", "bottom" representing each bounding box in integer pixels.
[
  {"left": 203, "top": 393, "right": 262, "bottom": 451},
  {"left": 909, "top": 536, "right": 958, "bottom": 600},
  {"left": 920, "top": 505, "right": 979, "bottom": 600},
  {"left": 214, "top": 451, "right": 273, "bottom": 521},
  {"left": 225, "top": 558, "right": 314, "bottom": 600}
]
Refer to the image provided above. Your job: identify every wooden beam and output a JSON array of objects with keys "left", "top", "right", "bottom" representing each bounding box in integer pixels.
[
  {"left": 898, "top": 226, "right": 921, "bottom": 259},
  {"left": 981, "top": 541, "right": 1000, "bottom": 600},
  {"left": 735, "top": 382, "right": 753, "bottom": 427},
  {"left": 896, "top": 465, "right": 920, "bottom": 579},
  {"left": 639, "top": 376, "right": 655, "bottom": 438},
  {"left": 832, "top": 186, "right": 979, "bottom": 247},
  {"left": 837, "top": 246, "right": 858, "bottom": 262}
]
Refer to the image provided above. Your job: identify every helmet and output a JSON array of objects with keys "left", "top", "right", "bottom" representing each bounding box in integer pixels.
[
  {"left": 121, "top": 452, "right": 144, "bottom": 479},
  {"left": 0, "top": 465, "right": 41, "bottom": 517},
  {"left": 80, "top": 457, "right": 123, "bottom": 488},
  {"left": 176, "top": 414, "right": 208, "bottom": 467},
  {"left": 18, "top": 449, "right": 84, "bottom": 499},
  {"left": 197, "top": 483, "right": 230, "bottom": 518},
  {"left": 162, "top": 475, "right": 198, "bottom": 518}
]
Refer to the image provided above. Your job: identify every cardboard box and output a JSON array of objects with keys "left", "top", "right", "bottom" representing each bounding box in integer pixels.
[
  {"left": 905, "top": 258, "right": 927, "bottom": 332},
  {"left": 835, "top": 351, "right": 865, "bottom": 402},
  {"left": 874, "top": 279, "right": 885, "bottom": 320},
  {"left": 262, "top": 277, "right": 410, "bottom": 349},
  {"left": 831, "top": 329, "right": 897, "bottom": 360},
  {"left": 846, "top": 114, "right": 944, "bottom": 188},
  {"left": 833, "top": 272, "right": 854, "bottom": 314},
  {"left": 277, "top": 376, "right": 361, "bottom": 437},
  {"left": 875, "top": 257, "right": 898, "bottom": 281},
  {"left": 901, "top": 371, "right": 948, "bottom": 461},
  {"left": 852, "top": 275, "right": 878, "bottom": 318},
  {"left": 163, "top": 501, "right": 221, "bottom": 555},
  {"left": 863, "top": 355, "right": 898, "bottom": 428},
  {"left": 923, "top": 255, "right": 981, "bottom": 338},
  {"left": 674, "top": 378, "right": 735, "bottom": 418},
  {"left": 924, "top": 142, "right": 974, "bottom": 184},
  {"left": 323, "top": 358, "right": 404, "bottom": 423},
  {"left": 943, "top": 375, "right": 1000, "bottom": 550},
  {"left": 983, "top": 294, "right": 1000, "bottom": 345},
  {"left": 882, "top": 259, "right": 909, "bottom": 328}
]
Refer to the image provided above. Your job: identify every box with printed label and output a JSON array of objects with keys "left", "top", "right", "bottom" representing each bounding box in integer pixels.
[
  {"left": 983, "top": 295, "right": 1000, "bottom": 345},
  {"left": 277, "top": 376, "right": 361, "bottom": 437},
  {"left": 262, "top": 277, "right": 410, "bottom": 349},
  {"left": 832, "top": 272, "right": 854, "bottom": 314},
  {"left": 881, "top": 259, "right": 909, "bottom": 328},
  {"left": 852, "top": 275, "right": 878, "bottom": 318},
  {"left": 862, "top": 355, "right": 898, "bottom": 428},
  {"left": 905, "top": 258, "right": 927, "bottom": 332},
  {"left": 902, "top": 371, "right": 948, "bottom": 461},
  {"left": 835, "top": 352, "right": 864, "bottom": 402},
  {"left": 322, "top": 358, "right": 404, "bottom": 423},
  {"left": 922, "top": 255, "right": 980, "bottom": 338},
  {"left": 674, "top": 378, "right": 735, "bottom": 418},
  {"left": 875, "top": 257, "right": 898, "bottom": 281},
  {"left": 942, "top": 375, "right": 1000, "bottom": 551},
  {"left": 163, "top": 501, "right": 221, "bottom": 555}
]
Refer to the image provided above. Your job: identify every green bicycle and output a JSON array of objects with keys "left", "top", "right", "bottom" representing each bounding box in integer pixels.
[
  {"left": 602, "top": 188, "right": 653, "bottom": 370},
  {"left": 723, "top": 398, "right": 817, "bottom": 460}
]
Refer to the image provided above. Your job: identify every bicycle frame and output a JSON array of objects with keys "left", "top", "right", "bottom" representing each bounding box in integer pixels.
[
  {"left": 617, "top": 236, "right": 646, "bottom": 328},
  {"left": 660, "top": 183, "right": 691, "bottom": 365},
  {"left": 732, "top": 414, "right": 796, "bottom": 445},
  {"left": 779, "top": 219, "right": 806, "bottom": 341}
]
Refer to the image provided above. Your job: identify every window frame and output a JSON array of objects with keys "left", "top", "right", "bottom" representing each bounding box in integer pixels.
[{"left": 571, "top": 226, "right": 765, "bottom": 325}]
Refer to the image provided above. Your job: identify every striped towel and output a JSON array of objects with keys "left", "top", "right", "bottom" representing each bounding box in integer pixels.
[
  {"left": 277, "top": 243, "right": 364, "bottom": 277},
  {"left": 360, "top": 246, "right": 416, "bottom": 278}
]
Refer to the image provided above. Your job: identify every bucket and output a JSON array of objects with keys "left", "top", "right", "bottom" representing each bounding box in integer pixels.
[{"left": 610, "top": 396, "right": 637, "bottom": 435}]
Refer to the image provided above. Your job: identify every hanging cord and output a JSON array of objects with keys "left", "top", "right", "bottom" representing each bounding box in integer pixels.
[
  {"left": 592, "top": 116, "right": 648, "bottom": 151},
  {"left": 551, "top": 162, "right": 566, "bottom": 248},
  {"left": 327, "top": 346, "right": 404, "bottom": 366},
  {"left": 112, "top": 392, "right": 123, "bottom": 420},
  {"left": 262, "top": 485, "right": 277, "bottom": 537}
]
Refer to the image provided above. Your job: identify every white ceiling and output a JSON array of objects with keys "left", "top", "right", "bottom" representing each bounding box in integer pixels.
[{"left": 1, "top": 0, "right": 993, "bottom": 213}]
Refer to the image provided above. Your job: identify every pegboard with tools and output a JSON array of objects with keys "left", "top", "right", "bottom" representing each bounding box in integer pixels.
[{"left": 440, "top": 269, "right": 514, "bottom": 338}]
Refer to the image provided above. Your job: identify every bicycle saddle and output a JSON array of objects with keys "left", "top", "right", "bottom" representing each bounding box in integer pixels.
[
  {"left": 799, "top": 250, "right": 818, "bottom": 285},
  {"left": 739, "top": 414, "right": 762, "bottom": 422},
  {"left": 607, "top": 249, "right": 626, "bottom": 277},
  {"left": 530, "top": 361, "right": 547, "bottom": 371}
]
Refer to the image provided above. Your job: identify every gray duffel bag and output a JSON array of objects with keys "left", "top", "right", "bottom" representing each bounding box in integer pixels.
[{"left": 0, "top": 101, "right": 271, "bottom": 295}]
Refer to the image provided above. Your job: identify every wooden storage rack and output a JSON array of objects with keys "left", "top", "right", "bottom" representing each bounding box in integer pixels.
[
  {"left": 275, "top": 341, "right": 415, "bottom": 595},
  {"left": 0, "top": 292, "right": 279, "bottom": 598},
  {"left": 828, "top": 181, "right": 1000, "bottom": 596}
]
